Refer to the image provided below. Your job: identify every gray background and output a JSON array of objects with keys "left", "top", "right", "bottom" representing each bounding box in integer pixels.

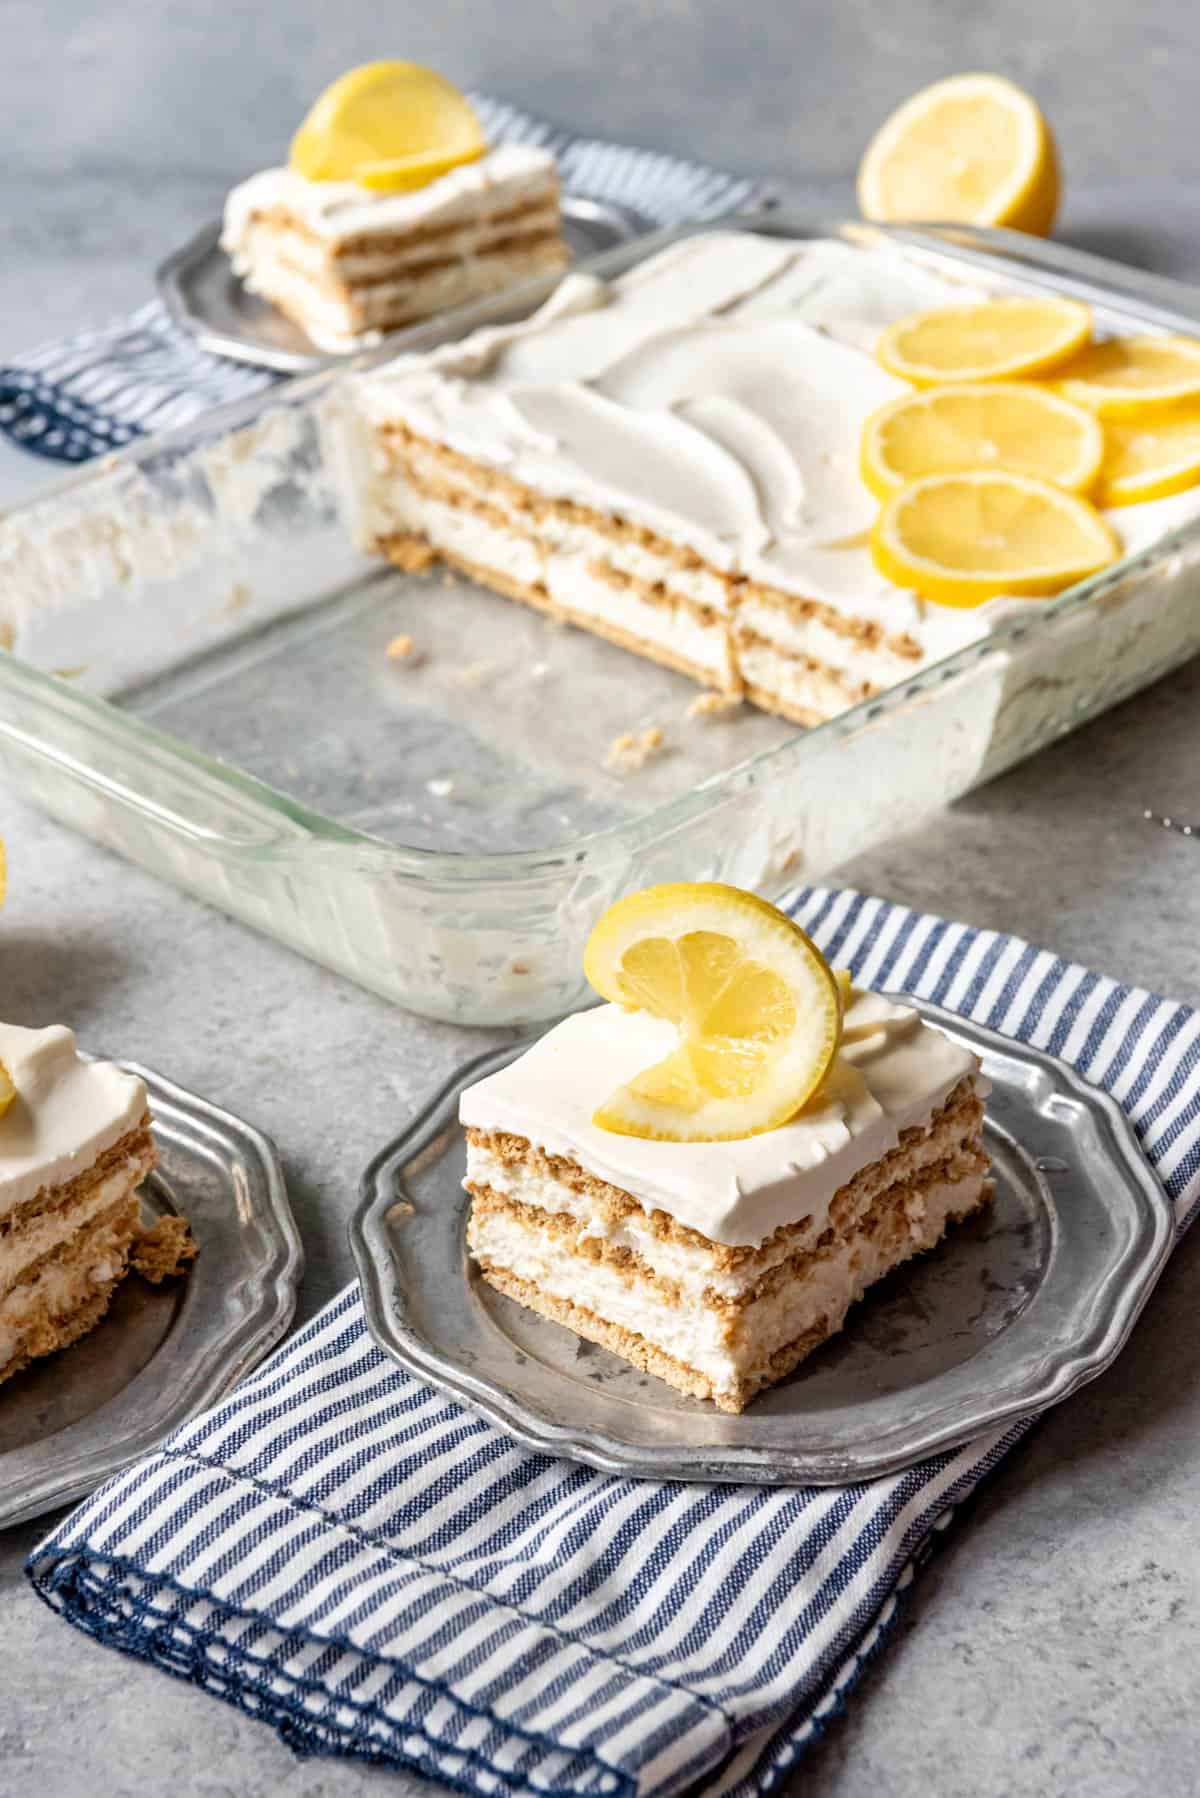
[{"left": 3, "top": 3, "right": 1200, "bottom": 1794}]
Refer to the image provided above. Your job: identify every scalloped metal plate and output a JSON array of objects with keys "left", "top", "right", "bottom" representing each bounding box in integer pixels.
[
  {"left": 351, "top": 1002, "right": 1173, "bottom": 1485},
  {"left": 0, "top": 1061, "right": 302, "bottom": 1526}
]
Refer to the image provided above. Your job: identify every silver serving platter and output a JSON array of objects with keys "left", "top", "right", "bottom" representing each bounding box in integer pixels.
[
  {"left": 351, "top": 1001, "right": 1174, "bottom": 1485},
  {"left": 157, "top": 193, "right": 648, "bottom": 372},
  {"left": 0, "top": 1060, "right": 302, "bottom": 1527}
]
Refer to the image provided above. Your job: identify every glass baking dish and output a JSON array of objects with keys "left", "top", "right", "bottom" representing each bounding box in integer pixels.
[{"left": 3, "top": 216, "right": 1200, "bottom": 1025}]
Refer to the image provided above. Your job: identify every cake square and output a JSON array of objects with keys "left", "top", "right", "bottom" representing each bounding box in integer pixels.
[
  {"left": 461, "top": 989, "right": 990, "bottom": 1413},
  {"left": 222, "top": 144, "right": 569, "bottom": 353},
  {"left": 0, "top": 1023, "right": 192, "bottom": 1385}
]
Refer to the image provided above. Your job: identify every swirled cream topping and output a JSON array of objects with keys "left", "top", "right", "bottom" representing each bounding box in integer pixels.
[
  {"left": 352, "top": 231, "right": 1200, "bottom": 664},
  {"left": 0, "top": 1023, "right": 147, "bottom": 1217},
  {"left": 460, "top": 988, "right": 981, "bottom": 1246}
]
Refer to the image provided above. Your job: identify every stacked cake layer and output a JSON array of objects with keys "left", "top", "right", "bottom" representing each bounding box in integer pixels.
[
  {"left": 0, "top": 1023, "right": 157, "bottom": 1384},
  {"left": 462, "top": 992, "right": 989, "bottom": 1412},
  {"left": 223, "top": 145, "right": 568, "bottom": 351}
]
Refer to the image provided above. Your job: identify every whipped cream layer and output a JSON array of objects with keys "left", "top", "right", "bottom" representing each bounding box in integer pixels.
[
  {"left": 222, "top": 144, "right": 558, "bottom": 250},
  {"left": 350, "top": 232, "right": 1200, "bottom": 666},
  {"left": 0, "top": 1022, "right": 148, "bottom": 1217},
  {"left": 459, "top": 989, "right": 982, "bottom": 1247}
]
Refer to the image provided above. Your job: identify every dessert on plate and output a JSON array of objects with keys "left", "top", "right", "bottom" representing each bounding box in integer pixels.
[
  {"left": 0, "top": 1022, "right": 195, "bottom": 1386},
  {"left": 461, "top": 883, "right": 990, "bottom": 1412},
  {"left": 222, "top": 62, "right": 568, "bottom": 352},
  {"left": 339, "top": 227, "right": 1200, "bottom": 726}
]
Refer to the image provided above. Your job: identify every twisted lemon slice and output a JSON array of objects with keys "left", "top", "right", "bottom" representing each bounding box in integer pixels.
[
  {"left": 290, "top": 62, "right": 487, "bottom": 193},
  {"left": 876, "top": 297, "right": 1092, "bottom": 388},
  {"left": 870, "top": 470, "right": 1119, "bottom": 607},
  {"left": 857, "top": 73, "right": 1059, "bottom": 237},
  {"left": 583, "top": 883, "right": 842, "bottom": 1141},
  {"left": 860, "top": 383, "right": 1104, "bottom": 500}
]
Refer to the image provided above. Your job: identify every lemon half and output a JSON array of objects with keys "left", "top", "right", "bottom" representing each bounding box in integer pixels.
[
  {"left": 583, "top": 883, "right": 842, "bottom": 1142},
  {"left": 857, "top": 73, "right": 1060, "bottom": 237}
]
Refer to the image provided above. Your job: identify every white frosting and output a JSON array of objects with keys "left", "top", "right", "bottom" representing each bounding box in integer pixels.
[
  {"left": 221, "top": 144, "right": 559, "bottom": 250},
  {"left": 459, "top": 988, "right": 982, "bottom": 1247},
  {"left": 351, "top": 232, "right": 1200, "bottom": 664},
  {"left": 0, "top": 1023, "right": 147, "bottom": 1218}
]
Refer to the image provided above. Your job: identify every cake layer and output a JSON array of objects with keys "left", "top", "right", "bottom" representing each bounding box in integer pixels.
[
  {"left": 0, "top": 1024, "right": 149, "bottom": 1219},
  {"left": 0, "top": 1121, "right": 156, "bottom": 1298},
  {"left": 0, "top": 1192, "right": 141, "bottom": 1383},
  {"left": 460, "top": 991, "right": 982, "bottom": 1246},
  {"left": 465, "top": 1075, "right": 984, "bottom": 1298},
  {"left": 471, "top": 1158, "right": 989, "bottom": 1411}
]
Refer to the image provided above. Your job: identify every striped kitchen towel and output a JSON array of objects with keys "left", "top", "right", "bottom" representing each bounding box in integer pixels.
[
  {"left": 0, "top": 94, "right": 770, "bottom": 466},
  {"left": 28, "top": 889, "right": 1200, "bottom": 1797}
]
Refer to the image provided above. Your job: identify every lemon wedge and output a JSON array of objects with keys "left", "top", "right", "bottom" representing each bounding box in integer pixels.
[
  {"left": 1096, "top": 405, "right": 1200, "bottom": 507},
  {"left": 876, "top": 297, "right": 1092, "bottom": 388},
  {"left": 290, "top": 61, "right": 487, "bottom": 193},
  {"left": 857, "top": 73, "right": 1060, "bottom": 237},
  {"left": 860, "top": 383, "right": 1104, "bottom": 500},
  {"left": 1056, "top": 336, "right": 1200, "bottom": 418},
  {"left": 870, "top": 470, "right": 1120, "bottom": 607},
  {"left": 0, "top": 1062, "right": 14, "bottom": 1122},
  {"left": 583, "top": 883, "right": 842, "bottom": 1141}
]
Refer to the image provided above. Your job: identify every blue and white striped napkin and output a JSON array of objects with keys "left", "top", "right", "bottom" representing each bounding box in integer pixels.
[
  {"left": 0, "top": 95, "right": 770, "bottom": 466},
  {"left": 28, "top": 889, "right": 1200, "bottom": 1796}
]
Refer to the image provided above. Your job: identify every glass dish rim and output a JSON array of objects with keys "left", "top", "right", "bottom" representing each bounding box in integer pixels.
[{"left": 6, "top": 212, "right": 1200, "bottom": 885}]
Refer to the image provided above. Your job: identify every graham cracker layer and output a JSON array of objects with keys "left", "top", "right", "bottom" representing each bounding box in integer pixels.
[
  {"left": 0, "top": 1194, "right": 140, "bottom": 1386},
  {"left": 474, "top": 1166, "right": 990, "bottom": 1413},
  {"left": 241, "top": 188, "right": 563, "bottom": 262},
  {"left": 369, "top": 423, "right": 927, "bottom": 723},
  {"left": 0, "top": 1118, "right": 154, "bottom": 1240}
]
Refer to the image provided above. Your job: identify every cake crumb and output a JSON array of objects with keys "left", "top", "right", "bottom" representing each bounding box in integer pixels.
[
  {"left": 511, "top": 961, "right": 531, "bottom": 976},
  {"left": 447, "top": 659, "right": 497, "bottom": 689},
  {"left": 51, "top": 665, "right": 89, "bottom": 682},
  {"left": 132, "top": 1214, "right": 199, "bottom": 1284},
  {"left": 605, "top": 725, "right": 666, "bottom": 773},
  {"left": 687, "top": 691, "right": 743, "bottom": 721},
  {"left": 427, "top": 777, "right": 455, "bottom": 798},
  {"left": 226, "top": 580, "right": 251, "bottom": 613},
  {"left": 386, "top": 632, "right": 422, "bottom": 665}
]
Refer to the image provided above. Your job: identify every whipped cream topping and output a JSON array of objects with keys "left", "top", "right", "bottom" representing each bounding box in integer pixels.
[
  {"left": 221, "top": 143, "right": 558, "bottom": 250},
  {"left": 0, "top": 1023, "right": 148, "bottom": 1218},
  {"left": 459, "top": 989, "right": 982, "bottom": 1247},
  {"left": 352, "top": 232, "right": 1200, "bottom": 664}
]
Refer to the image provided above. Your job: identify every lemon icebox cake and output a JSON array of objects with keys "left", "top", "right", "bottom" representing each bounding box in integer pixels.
[
  {"left": 0, "top": 1024, "right": 192, "bottom": 1385},
  {"left": 337, "top": 230, "right": 1200, "bottom": 727},
  {"left": 461, "top": 886, "right": 990, "bottom": 1412},
  {"left": 223, "top": 144, "right": 568, "bottom": 354}
]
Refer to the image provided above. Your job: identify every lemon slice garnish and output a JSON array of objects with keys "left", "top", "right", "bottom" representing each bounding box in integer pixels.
[
  {"left": 876, "top": 297, "right": 1092, "bottom": 388},
  {"left": 0, "top": 1062, "right": 14, "bottom": 1122},
  {"left": 583, "top": 883, "right": 842, "bottom": 1142},
  {"left": 857, "top": 73, "right": 1060, "bottom": 237},
  {"left": 870, "top": 470, "right": 1120, "bottom": 607},
  {"left": 290, "top": 61, "right": 487, "bottom": 193},
  {"left": 1056, "top": 336, "right": 1200, "bottom": 418},
  {"left": 1096, "top": 404, "right": 1200, "bottom": 507},
  {"left": 860, "top": 383, "right": 1104, "bottom": 501}
]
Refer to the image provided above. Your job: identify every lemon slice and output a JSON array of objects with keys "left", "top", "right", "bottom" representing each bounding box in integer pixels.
[
  {"left": 860, "top": 383, "right": 1104, "bottom": 500},
  {"left": 290, "top": 61, "right": 487, "bottom": 192},
  {"left": 583, "top": 883, "right": 842, "bottom": 1142},
  {"left": 857, "top": 73, "right": 1060, "bottom": 237},
  {"left": 0, "top": 1062, "right": 14, "bottom": 1122},
  {"left": 871, "top": 470, "right": 1120, "bottom": 607},
  {"left": 1096, "top": 405, "right": 1200, "bottom": 507},
  {"left": 876, "top": 297, "right": 1092, "bottom": 388},
  {"left": 1056, "top": 336, "right": 1200, "bottom": 418}
]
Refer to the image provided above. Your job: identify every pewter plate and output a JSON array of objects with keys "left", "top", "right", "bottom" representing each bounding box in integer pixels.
[
  {"left": 0, "top": 1061, "right": 302, "bottom": 1527},
  {"left": 351, "top": 1003, "right": 1174, "bottom": 1485},
  {"left": 157, "top": 193, "right": 648, "bottom": 372}
]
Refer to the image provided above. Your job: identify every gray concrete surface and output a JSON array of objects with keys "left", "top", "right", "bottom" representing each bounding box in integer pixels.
[{"left": 3, "top": 3, "right": 1200, "bottom": 1794}]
